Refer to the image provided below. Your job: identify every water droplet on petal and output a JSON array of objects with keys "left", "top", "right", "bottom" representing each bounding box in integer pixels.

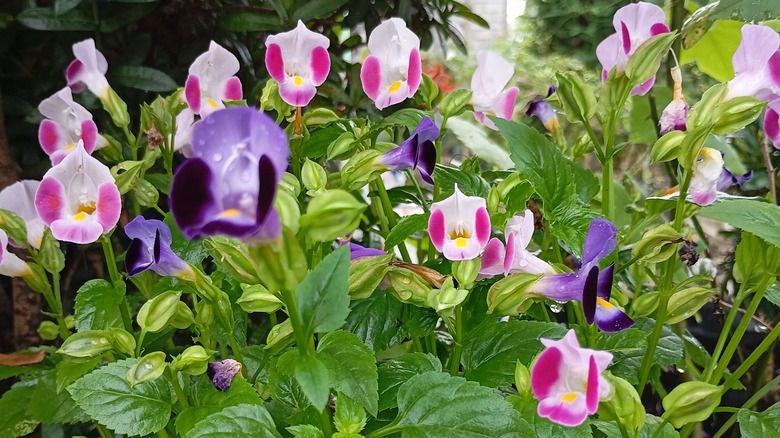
[{"left": 213, "top": 153, "right": 222, "bottom": 162}]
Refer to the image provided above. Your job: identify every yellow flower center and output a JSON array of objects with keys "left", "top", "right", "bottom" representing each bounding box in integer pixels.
[
  {"left": 388, "top": 80, "right": 402, "bottom": 94},
  {"left": 73, "top": 211, "right": 88, "bottom": 221},
  {"left": 561, "top": 392, "right": 577, "bottom": 404},
  {"left": 596, "top": 297, "right": 614, "bottom": 310},
  {"left": 78, "top": 202, "right": 96, "bottom": 215},
  {"left": 207, "top": 98, "right": 219, "bottom": 109},
  {"left": 455, "top": 237, "right": 468, "bottom": 248},
  {"left": 217, "top": 209, "right": 241, "bottom": 218},
  {"left": 65, "top": 143, "right": 76, "bottom": 151},
  {"left": 293, "top": 76, "right": 303, "bottom": 86}
]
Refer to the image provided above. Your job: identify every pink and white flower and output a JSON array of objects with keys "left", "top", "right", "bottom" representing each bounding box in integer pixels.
[
  {"left": 38, "top": 87, "right": 105, "bottom": 165},
  {"left": 35, "top": 141, "right": 121, "bottom": 244},
  {"left": 689, "top": 147, "right": 724, "bottom": 206},
  {"left": 428, "top": 186, "right": 491, "bottom": 261},
  {"left": 265, "top": 20, "right": 331, "bottom": 107},
  {"left": 470, "top": 51, "right": 519, "bottom": 130},
  {"left": 765, "top": 99, "right": 780, "bottom": 149},
  {"left": 0, "top": 229, "right": 31, "bottom": 277},
  {"left": 595, "top": 2, "right": 670, "bottom": 96},
  {"left": 503, "top": 210, "right": 555, "bottom": 275},
  {"left": 360, "top": 18, "right": 422, "bottom": 110},
  {"left": 184, "top": 41, "right": 243, "bottom": 117},
  {"left": 531, "top": 330, "right": 613, "bottom": 427},
  {"left": 66, "top": 39, "right": 110, "bottom": 100},
  {"left": 0, "top": 180, "right": 45, "bottom": 249},
  {"left": 172, "top": 108, "right": 198, "bottom": 158},
  {"left": 725, "top": 24, "right": 780, "bottom": 101}
]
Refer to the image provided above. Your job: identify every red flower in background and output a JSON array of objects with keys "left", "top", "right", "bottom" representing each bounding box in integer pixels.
[{"left": 423, "top": 61, "right": 457, "bottom": 94}]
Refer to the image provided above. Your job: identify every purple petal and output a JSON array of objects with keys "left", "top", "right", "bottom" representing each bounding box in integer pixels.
[
  {"left": 124, "top": 217, "right": 188, "bottom": 277},
  {"left": 527, "top": 97, "right": 558, "bottom": 131},
  {"left": 581, "top": 219, "right": 617, "bottom": 267},
  {"left": 581, "top": 267, "right": 599, "bottom": 324},
  {"left": 207, "top": 359, "right": 242, "bottom": 392},
  {"left": 126, "top": 238, "right": 154, "bottom": 276},
  {"left": 528, "top": 273, "right": 583, "bottom": 302},
  {"left": 594, "top": 300, "right": 634, "bottom": 332},
  {"left": 170, "top": 158, "right": 218, "bottom": 239},
  {"left": 348, "top": 242, "right": 386, "bottom": 259},
  {"left": 597, "top": 263, "right": 614, "bottom": 300}
]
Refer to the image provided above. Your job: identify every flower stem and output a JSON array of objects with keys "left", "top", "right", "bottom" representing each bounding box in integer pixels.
[
  {"left": 135, "top": 329, "right": 147, "bottom": 358},
  {"left": 44, "top": 270, "right": 72, "bottom": 340},
  {"left": 96, "top": 424, "right": 113, "bottom": 438},
  {"left": 761, "top": 135, "right": 777, "bottom": 204},
  {"left": 169, "top": 369, "right": 190, "bottom": 409},
  {"left": 448, "top": 305, "right": 464, "bottom": 376},
  {"left": 702, "top": 285, "right": 746, "bottom": 381},
  {"left": 373, "top": 178, "right": 412, "bottom": 263},
  {"left": 601, "top": 157, "right": 614, "bottom": 220},
  {"left": 281, "top": 287, "right": 315, "bottom": 357},
  {"left": 319, "top": 407, "right": 334, "bottom": 438},
  {"left": 712, "top": 373, "right": 780, "bottom": 438},
  {"left": 720, "top": 302, "right": 780, "bottom": 390},
  {"left": 100, "top": 234, "right": 134, "bottom": 334}
]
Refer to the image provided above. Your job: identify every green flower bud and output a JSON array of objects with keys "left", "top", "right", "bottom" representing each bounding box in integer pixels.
[
  {"left": 625, "top": 32, "right": 677, "bottom": 87},
  {"left": 22, "top": 262, "right": 51, "bottom": 295},
  {"left": 280, "top": 172, "right": 302, "bottom": 197},
  {"left": 137, "top": 291, "right": 182, "bottom": 333},
  {"left": 632, "top": 225, "right": 683, "bottom": 264},
  {"left": 665, "top": 287, "right": 712, "bottom": 324},
  {"left": 348, "top": 253, "right": 393, "bottom": 300},
  {"left": 383, "top": 266, "right": 432, "bottom": 307},
  {"left": 514, "top": 361, "right": 532, "bottom": 399},
  {"left": 171, "top": 345, "right": 212, "bottom": 375},
  {"left": 651, "top": 130, "right": 685, "bottom": 163},
  {"left": 452, "top": 259, "right": 481, "bottom": 289},
  {"left": 662, "top": 381, "right": 722, "bottom": 428},
  {"left": 300, "top": 190, "right": 366, "bottom": 242},
  {"left": 631, "top": 292, "right": 659, "bottom": 317},
  {"left": 440, "top": 89, "right": 472, "bottom": 118},
  {"left": 96, "top": 134, "right": 124, "bottom": 164},
  {"left": 275, "top": 189, "right": 301, "bottom": 234},
  {"left": 237, "top": 283, "right": 283, "bottom": 313},
  {"left": 712, "top": 96, "right": 766, "bottom": 135},
  {"left": 58, "top": 330, "right": 113, "bottom": 358},
  {"left": 37, "top": 320, "right": 60, "bottom": 341},
  {"left": 170, "top": 301, "right": 195, "bottom": 330},
  {"left": 487, "top": 187, "right": 501, "bottom": 214},
  {"left": 487, "top": 273, "right": 543, "bottom": 316},
  {"left": 127, "top": 352, "right": 167, "bottom": 386},
  {"left": 340, "top": 149, "right": 385, "bottom": 191},
  {"left": 204, "top": 237, "right": 260, "bottom": 284},
  {"left": 598, "top": 372, "right": 644, "bottom": 434},
  {"left": 0, "top": 209, "right": 27, "bottom": 247},
  {"left": 39, "top": 228, "right": 64, "bottom": 274},
  {"left": 687, "top": 84, "right": 727, "bottom": 129},
  {"left": 427, "top": 278, "right": 468, "bottom": 317},
  {"left": 133, "top": 178, "right": 159, "bottom": 208},
  {"left": 65, "top": 315, "right": 75, "bottom": 329},
  {"left": 327, "top": 131, "right": 360, "bottom": 161},
  {"left": 195, "top": 300, "right": 214, "bottom": 327},
  {"left": 303, "top": 108, "right": 340, "bottom": 127},
  {"left": 555, "top": 71, "right": 597, "bottom": 125},
  {"left": 302, "top": 159, "right": 327, "bottom": 195},
  {"left": 107, "top": 328, "right": 137, "bottom": 356},
  {"left": 496, "top": 173, "right": 522, "bottom": 199},
  {"left": 260, "top": 79, "right": 294, "bottom": 119},
  {"left": 102, "top": 87, "right": 131, "bottom": 129},
  {"left": 266, "top": 319, "right": 294, "bottom": 355}
]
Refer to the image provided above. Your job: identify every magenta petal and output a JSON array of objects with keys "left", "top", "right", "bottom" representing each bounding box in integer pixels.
[
  {"left": 81, "top": 119, "right": 98, "bottom": 153},
  {"left": 278, "top": 80, "right": 317, "bottom": 107},
  {"left": 538, "top": 395, "right": 589, "bottom": 427},
  {"left": 407, "top": 48, "right": 422, "bottom": 95},
  {"left": 310, "top": 46, "right": 331, "bottom": 86},
  {"left": 494, "top": 86, "right": 519, "bottom": 120},
  {"left": 95, "top": 182, "right": 121, "bottom": 232},
  {"left": 65, "top": 60, "right": 86, "bottom": 93},
  {"left": 765, "top": 102, "right": 780, "bottom": 145},
  {"left": 474, "top": 207, "right": 491, "bottom": 246},
  {"left": 631, "top": 75, "right": 656, "bottom": 96},
  {"left": 35, "top": 178, "right": 67, "bottom": 225},
  {"left": 585, "top": 355, "right": 599, "bottom": 414},
  {"left": 651, "top": 23, "right": 670, "bottom": 36},
  {"left": 503, "top": 232, "right": 516, "bottom": 275},
  {"left": 428, "top": 209, "right": 446, "bottom": 251},
  {"left": 265, "top": 43, "right": 286, "bottom": 82},
  {"left": 221, "top": 76, "right": 242, "bottom": 101},
  {"left": 769, "top": 51, "right": 780, "bottom": 89},
  {"left": 621, "top": 22, "right": 631, "bottom": 54},
  {"left": 51, "top": 218, "right": 103, "bottom": 244},
  {"left": 38, "top": 119, "right": 62, "bottom": 155},
  {"left": 185, "top": 74, "right": 201, "bottom": 113},
  {"left": 531, "top": 346, "right": 562, "bottom": 400},
  {"left": 481, "top": 238, "right": 505, "bottom": 271},
  {"left": 360, "top": 56, "right": 382, "bottom": 101}
]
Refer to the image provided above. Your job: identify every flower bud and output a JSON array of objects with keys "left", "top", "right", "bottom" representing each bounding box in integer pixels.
[
  {"left": 266, "top": 319, "right": 294, "bottom": 355},
  {"left": 58, "top": 330, "right": 113, "bottom": 358},
  {"left": 275, "top": 189, "right": 301, "bottom": 234},
  {"left": 171, "top": 345, "right": 212, "bottom": 375},
  {"left": 133, "top": 178, "right": 159, "bottom": 208},
  {"left": 204, "top": 237, "right": 260, "bottom": 284},
  {"left": 439, "top": 89, "right": 472, "bottom": 118},
  {"left": 137, "top": 291, "right": 182, "bottom": 333},
  {"left": 659, "top": 67, "right": 689, "bottom": 135},
  {"left": 348, "top": 253, "right": 393, "bottom": 299},
  {"left": 207, "top": 358, "right": 243, "bottom": 391},
  {"left": 327, "top": 131, "right": 360, "bottom": 161},
  {"left": 303, "top": 108, "right": 340, "bottom": 127},
  {"left": 302, "top": 159, "right": 327, "bottom": 195},
  {"left": 107, "top": 328, "right": 137, "bottom": 356},
  {"left": 340, "top": 149, "right": 385, "bottom": 191},
  {"left": 632, "top": 224, "right": 683, "bottom": 264},
  {"left": 631, "top": 292, "right": 659, "bottom": 317},
  {"left": 111, "top": 160, "right": 145, "bottom": 195},
  {"left": 170, "top": 301, "right": 195, "bottom": 330},
  {"left": 651, "top": 130, "right": 686, "bottom": 163},
  {"left": 280, "top": 172, "right": 302, "bottom": 197},
  {"left": 127, "top": 352, "right": 167, "bottom": 386},
  {"left": 37, "top": 320, "right": 60, "bottom": 341},
  {"left": 487, "top": 273, "right": 543, "bottom": 316},
  {"left": 300, "top": 190, "right": 366, "bottom": 242},
  {"left": 487, "top": 187, "right": 501, "bottom": 214},
  {"left": 97, "top": 134, "right": 124, "bottom": 164},
  {"left": 514, "top": 361, "right": 531, "bottom": 398},
  {"left": 237, "top": 283, "right": 283, "bottom": 313},
  {"left": 598, "top": 373, "right": 644, "bottom": 433},
  {"left": 22, "top": 262, "right": 51, "bottom": 295},
  {"left": 39, "top": 227, "right": 65, "bottom": 274},
  {"left": 102, "top": 87, "right": 131, "bottom": 129},
  {"left": 0, "top": 209, "right": 27, "bottom": 246},
  {"left": 260, "top": 79, "right": 293, "bottom": 119},
  {"left": 624, "top": 32, "right": 676, "bottom": 87},
  {"left": 452, "top": 259, "right": 481, "bottom": 288},
  {"left": 662, "top": 381, "right": 722, "bottom": 428},
  {"left": 195, "top": 300, "right": 215, "bottom": 327},
  {"left": 712, "top": 96, "right": 766, "bottom": 135},
  {"left": 687, "top": 84, "right": 727, "bottom": 129},
  {"left": 427, "top": 278, "right": 468, "bottom": 317},
  {"left": 383, "top": 266, "right": 432, "bottom": 307},
  {"left": 665, "top": 287, "right": 712, "bottom": 324}
]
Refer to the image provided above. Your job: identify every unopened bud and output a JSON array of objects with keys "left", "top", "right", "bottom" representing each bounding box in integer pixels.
[
  {"left": 58, "top": 330, "right": 113, "bottom": 358},
  {"left": 632, "top": 224, "right": 683, "bottom": 264},
  {"left": 237, "top": 283, "right": 283, "bottom": 313},
  {"left": 383, "top": 267, "right": 431, "bottom": 307},
  {"left": 127, "top": 352, "right": 167, "bottom": 386},
  {"left": 665, "top": 287, "right": 712, "bottom": 324},
  {"left": 204, "top": 237, "right": 260, "bottom": 284},
  {"left": 302, "top": 159, "right": 327, "bottom": 195},
  {"left": 137, "top": 291, "right": 182, "bottom": 333},
  {"left": 327, "top": 131, "right": 359, "bottom": 161},
  {"left": 102, "top": 87, "right": 131, "bottom": 129},
  {"left": 340, "top": 150, "right": 385, "bottom": 191},
  {"left": 349, "top": 254, "right": 393, "bottom": 299},
  {"left": 487, "top": 273, "right": 543, "bottom": 316},
  {"left": 170, "top": 301, "right": 195, "bottom": 330},
  {"left": 662, "top": 381, "right": 722, "bottom": 428},
  {"left": 266, "top": 319, "right": 294, "bottom": 355},
  {"left": 440, "top": 89, "right": 472, "bottom": 118},
  {"left": 171, "top": 345, "right": 212, "bottom": 375},
  {"left": 300, "top": 190, "right": 366, "bottom": 242},
  {"left": 452, "top": 259, "right": 481, "bottom": 288},
  {"left": 107, "top": 328, "right": 137, "bottom": 356},
  {"left": 37, "top": 320, "right": 60, "bottom": 340},
  {"left": 514, "top": 361, "right": 531, "bottom": 398},
  {"left": 303, "top": 108, "right": 340, "bottom": 127}
]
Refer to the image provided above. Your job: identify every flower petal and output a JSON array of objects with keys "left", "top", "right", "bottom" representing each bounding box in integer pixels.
[
  {"left": 585, "top": 355, "right": 599, "bottom": 414},
  {"left": 51, "top": 216, "right": 104, "bottom": 244},
  {"left": 278, "top": 78, "right": 317, "bottom": 107},
  {"left": 537, "top": 394, "right": 589, "bottom": 427},
  {"left": 582, "top": 266, "right": 600, "bottom": 324},
  {"left": 311, "top": 46, "right": 331, "bottom": 86},
  {"left": 360, "top": 55, "right": 382, "bottom": 101},
  {"left": 184, "top": 74, "right": 202, "bottom": 114},
  {"left": 126, "top": 238, "right": 154, "bottom": 276},
  {"left": 264, "top": 43, "right": 286, "bottom": 83},
  {"left": 531, "top": 346, "right": 562, "bottom": 400},
  {"left": 35, "top": 177, "right": 67, "bottom": 225},
  {"left": 170, "top": 158, "right": 218, "bottom": 239},
  {"left": 732, "top": 24, "right": 780, "bottom": 76},
  {"left": 221, "top": 76, "right": 243, "bottom": 101},
  {"left": 581, "top": 219, "right": 617, "bottom": 267},
  {"left": 95, "top": 182, "right": 121, "bottom": 233},
  {"left": 407, "top": 48, "right": 422, "bottom": 95},
  {"left": 428, "top": 209, "right": 446, "bottom": 252}
]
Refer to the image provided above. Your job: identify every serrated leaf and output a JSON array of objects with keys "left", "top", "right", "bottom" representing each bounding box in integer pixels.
[
  {"left": 296, "top": 245, "right": 351, "bottom": 337},
  {"left": 294, "top": 354, "right": 330, "bottom": 411},
  {"left": 56, "top": 356, "right": 102, "bottom": 393},
  {"left": 374, "top": 108, "right": 427, "bottom": 132},
  {"left": 385, "top": 213, "right": 430, "bottom": 249},
  {"left": 175, "top": 375, "right": 264, "bottom": 437},
  {"left": 317, "top": 331, "right": 378, "bottom": 416},
  {"left": 68, "top": 358, "right": 172, "bottom": 436},
  {"left": 287, "top": 424, "right": 324, "bottom": 438},
  {"left": 378, "top": 353, "right": 441, "bottom": 411},
  {"left": 28, "top": 370, "right": 89, "bottom": 424},
  {"left": 344, "top": 292, "right": 406, "bottom": 352},
  {"left": 186, "top": 404, "right": 281, "bottom": 438},
  {"left": 738, "top": 402, "right": 780, "bottom": 438},
  {"left": 509, "top": 396, "right": 592, "bottom": 437},
  {"left": 699, "top": 199, "right": 780, "bottom": 248},
  {"left": 447, "top": 116, "right": 512, "bottom": 169},
  {"left": 596, "top": 328, "right": 648, "bottom": 385},
  {"left": 433, "top": 164, "right": 491, "bottom": 199},
  {"left": 390, "top": 371, "right": 529, "bottom": 437},
  {"left": 74, "top": 279, "right": 124, "bottom": 331},
  {"left": 461, "top": 320, "right": 568, "bottom": 388},
  {"left": 0, "top": 381, "right": 39, "bottom": 437}
]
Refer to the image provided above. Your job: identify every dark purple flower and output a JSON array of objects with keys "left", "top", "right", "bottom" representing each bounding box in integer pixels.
[
  {"left": 207, "top": 358, "right": 242, "bottom": 391},
  {"left": 717, "top": 168, "right": 753, "bottom": 192},
  {"left": 527, "top": 86, "right": 559, "bottom": 132},
  {"left": 529, "top": 219, "right": 633, "bottom": 332},
  {"left": 170, "top": 107, "right": 289, "bottom": 240},
  {"left": 377, "top": 116, "right": 438, "bottom": 184},
  {"left": 348, "top": 242, "right": 386, "bottom": 259},
  {"left": 125, "top": 216, "right": 191, "bottom": 277}
]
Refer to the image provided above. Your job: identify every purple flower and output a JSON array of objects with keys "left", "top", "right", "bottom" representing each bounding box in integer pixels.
[
  {"left": 348, "top": 242, "right": 386, "bottom": 260},
  {"left": 596, "top": 2, "right": 670, "bottom": 96},
  {"left": 527, "top": 86, "right": 559, "bottom": 132},
  {"left": 765, "top": 99, "right": 780, "bottom": 149},
  {"left": 377, "top": 117, "right": 438, "bottom": 184},
  {"left": 725, "top": 25, "right": 780, "bottom": 101},
  {"left": 207, "top": 359, "right": 242, "bottom": 391},
  {"left": 124, "top": 216, "right": 190, "bottom": 277},
  {"left": 170, "top": 107, "right": 289, "bottom": 241},
  {"left": 529, "top": 219, "right": 633, "bottom": 332},
  {"left": 659, "top": 67, "right": 689, "bottom": 135},
  {"left": 717, "top": 168, "right": 753, "bottom": 192}
]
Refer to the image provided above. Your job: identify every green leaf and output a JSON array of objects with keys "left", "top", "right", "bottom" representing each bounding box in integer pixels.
[
  {"left": 377, "top": 353, "right": 441, "bottom": 411},
  {"left": 699, "top": 199, "right": 780, "bottom": 248},
  {"left": 462, "top": 320, "right": 567, "bottom": 388},
  {"left": 509, "top": 396, "right": 592, "bottom": 437},
  {"left": 108, "top": 65, "right": 177, "bottom": 92},
  {"left": 175, "top": 375, "right": 264, "bottom": 437},
  {"left": 433, "top": 164, "right": 491, "bottom": 199},
  {"left": 268, "top": 353, "right": 311, "bottom": 410},
  {"left": 344, "top": 292, "right": 406, "bottom": 352},
  {"left": 186, "top": 404, "right": 282, "bottom": 438},
  {"left": 0, "top": 381, "right": 39, "bottom": 437},
  {"left": 287, "top": 424, "right": 324, "bottom": 438},
  {"left": 165, "top": 213, "right": 208, "bottom": 264},
  {"left": 596, "top": 328, "right": 647, "bottom": 385},
  {"left": 54, "top": 0, "right": 83, "bottom": 15},
  {"left": 73, "top": 279, "right": 124, "bottom": 331},
  {"left": 390, "top": 371, "right": 529, "bottom": 437},
  {"left": 385, "top": 213, "right": 430, "bottom": 249},
  {"left": 221, "top": 11, "right": 282, "bottom": 32},
  {"left": 711, "top": 0, "right": 780, "bottom": 22},
  {"left": 317, "top": 331, "right": 378, "bottom": 416},
  {"left": 374, "top": 108, "right": 427, "bottom": 133},
  {"left": 68, "top": 358, "right": 173, "bottom": 436},
  {"left": 56, "top": 357, "right": 102, "bottom": 393},
  {"left": 291, "top": 0, "right": 349, "bottom": 22},
  {"left": 593, "top": 414, "right": 679, "bottom": 438},
  {"left": 447, "top": 116, "right": 512, "bottom": 169},
  {"left": 296, "top": 245, "right": 351, "bottom": 337},
  {"left": 16, "top": 7, "right": 94, "bottom": 31},
  {"left": 28, "top": 371, "right": 89, "bottom": 424},
  {"left": 738, "top": 402, "right": 780, "bottom": 438},
  {"left": 294, "top": 354, "right": 331, "bottom": 411},
  {"left": 734, "top": 232, "right": 780, "bottom": 291},
  {"left": 555, "top": 71, "right": 597, "bottom": 125}
]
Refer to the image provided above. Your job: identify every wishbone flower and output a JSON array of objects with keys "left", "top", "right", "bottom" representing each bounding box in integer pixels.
[
  {"left": 38, "top": 87, "right": 104, "bottom": 165},
  {"left": 172, "top": 108, "right": 198, "bottom": 158},
  {"left": 265, "top": 20, "right": 331, "bottom": 108},
  {"left": 765, "top": 99, "right": 780, "bottom": 149},
  {"left": 689, "top": 147, "right": 724, "bottom": 206},
  {"left": 66, "top": 38, "right": 111, "bottom": 100},
  {"left": 725, "top": 24, "right": 780, "bottom": 101},
  {"left": 185, "top": 41, "right": 243, "bottom": 117},
  {"left": 503, "top": 210, "right": 555, "bottom": 276},
  {"left": 0, "top": 180, "right": 46, "bottom": 249},
  {"left": 527, "top": 86, "right": 559, "bottom": 133},
  {"left": 35, "top": 141, "right": 121, "bottom": 244},
  {"left": 170, "top": 107, "right": 289, "bottom": 241},
  {"left": 595, "top": 2, "right": 670, "bottom": 96},
  {"left": 347, "top": 242, "right": 386, "bottom": 260},
  {"left": 531, "top": 330, "right": 614, "bottom": 427},
  {"left": 360, "top": 18, "right": 422, "bottom": 110},
  {"left": 428, "top": 185, "right": 491, "bottom": 261},
  {"left": 376, "top": 116, "right": 438, "bottom": 183},
  {"left": 659, "top": 67, "right": 689, "bottom": 135},
  {"left": 0, "top": 229, "right": 32, "bottom": 277},
  {"left": 124, "top": 216, "right": 192, "bottom": 277},
  {"left": 470, "top": 50, "right": 519, "bottom": 130},
  {"left": 479, "top": 237, "right": 506, "bottom": 279}
]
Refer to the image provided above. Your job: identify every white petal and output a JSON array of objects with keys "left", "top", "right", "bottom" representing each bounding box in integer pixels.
[{"left": 470, "top": 51, "right": 514, "bottom": 112}]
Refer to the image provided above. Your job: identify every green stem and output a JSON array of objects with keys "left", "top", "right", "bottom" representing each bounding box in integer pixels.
[
  {"left": 96, "top": 424, "right": 113, "bottom": 438},
  {"left": 319, "top": 407, "right": 334, "bottom": 438},
  {"left": 156, "top": 428, "right": 170, "bottom": 438},
  {"left": 712, "top": 373, "right": 780, "bottom": 438},
  {"left": 602, "top": 157, "right": 614, "bottom": 220},
  {"left": 48, "top": 270, "right": 72, "bottom": 339},
  {"left": 448, "top": 305, "right": 464, "bottom": 376},
  {"left": 702, "top": 285, "right": 746, "bottom": 381},
  {"left": 412, "top": 336, "right": 424, "bottom": 353},
  {"left": 427, "top": 333, "right": 438, "bottom": 356},
  {"left": 650, "top": 418, "right": 671, "bottom": 438},
  {"left": 721, "top": 317, "right": 780, "bottom": 390},
  {"left": 366, "top": 420, "right": 400, "bottom": 438},
  {"left": 281, "top": 288, "right": 314, "bottom": 357},
  {"left": 100, "top": 234, "right": 134, "bottom": 333},
  {"left": 583, "top": 122, "right": 606, "bottom": 163},
  {"left": 135, "top": 330, "right": 147, "bottom": 358},
  {"left": 373, "top": 179, "right": 412, "bottom": 263},
  {"left": 227, "top": 333, "right": 245, "bottom": 365},
  {"left": 169, "top": 370, "right": 191, "bottom": 409},
  {"left": 615, "top": 419, "right": 630, "bottom": 438}
]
